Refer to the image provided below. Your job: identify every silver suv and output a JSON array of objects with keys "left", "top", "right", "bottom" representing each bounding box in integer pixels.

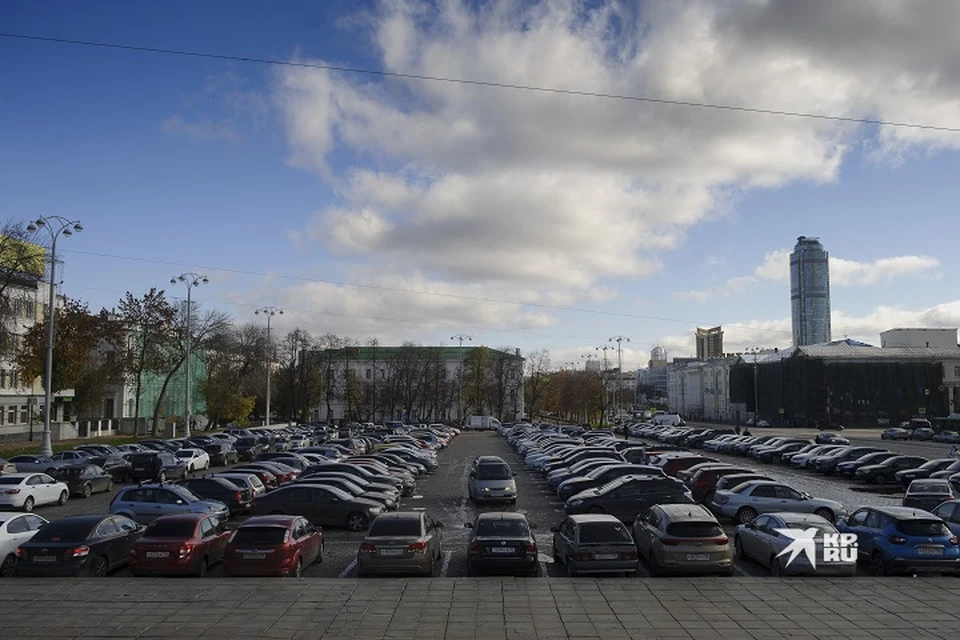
[
  {"left": 468, "top": 456, "right": 517, "bottom": 504},
  {"left": 110, "top": 483, "right": 229, "bottom": 524}
]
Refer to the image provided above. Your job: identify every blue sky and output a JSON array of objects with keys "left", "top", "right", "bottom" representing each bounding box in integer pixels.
[{"left": 3, "top": 0, "right": 960, "bottom": 370}]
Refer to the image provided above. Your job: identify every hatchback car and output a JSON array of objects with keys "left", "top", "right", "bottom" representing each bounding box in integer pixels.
[
  {"left": 903, "top": 479, "right": 956, "bottom": 512},
  {"left": 127, "top": 451, "right": 188, "bottom": 483},
  {"left": 129, "top": 513, "right": 231, "bottom": 577},
  {"left": 110, "top": 484, "right": 230, "bottom": 524},
  {"left": 466, "top": 512, "right": 537, "bottom": 576},
  {"left": 837, "top": 506, "right": 960, "bottom": 575},
  {"left": 176, "top": 448, "right": 211, "bottom": 472},
  {"left": 931, "top": 500, "right": 960, "bottom": 536},
  {"left": 0, "top": 473, "right": 69, "bottom": 512},
  {"left": 551, "top": 514, "right": 638, "bottom": 576},
  {"left": 53, "top": 464, "right": 114, "bottom": 498},
  {"left": 467, "top": 456, "right": 517, "bottom": 504},
  {"left": 565, "top": 475, "right": 693, "bottom": 522},
  {"left": 224, "top": 515, "right": 323, "bottom": 577},
  {"left": 634, "top": 504, "right": 733, "bottom": 576},
  {"left": 357, "top": 511, "right": 444, "bottom": 577},
  {"left": 734, "top": 512, "right": 856, "bottom": 576},
  {"left": 0, "top": 512, "right": 48, "bottom": 576},
  {"left": 15, "top": 514, "right": 143, "bottom": 576}
]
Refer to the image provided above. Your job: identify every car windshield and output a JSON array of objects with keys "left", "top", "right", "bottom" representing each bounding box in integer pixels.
[
  {"left": 578, "top": 522, "right": 633, "bottom": 544},
  {"left": 476, "top": 519, "right": 530, "bottom": 537},
  {"left": 237, "top": 438, "right": 257, "bottom": 446},
  {"left": 665, "top": 522, "right": 723, "bottom": 537},
  {"left": 476, "top": 464, "right": 511, "bottom": 480},
  {"left": 175, "top": 450, "right": 194, "bottom": 458},
  {"left": 896, "top": 520, "right": 950, "bottom": 537},
  {"left": 31, "top": 520, "right": 96, "bottom": 542},
  {"left": 145, "top": 520, "right": 198, "bottom": 538},
  {"left": 129, "top": 453, "right": 156, "bottom": 463},
  {"left": 232, "top": 527, "right": 287, "bottom": 545},
  {"left": 367, "top": 518, "right": 421, "bottom": 537},
  {"left": 909, "top": 481, "right": 951, "bottom": 494}
]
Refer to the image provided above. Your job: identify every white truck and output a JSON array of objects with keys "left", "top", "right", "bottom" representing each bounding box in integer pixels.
[
  {"left": 467, "top": 415, "right": 502, "bottom": 431},
  {"left": 651, "top": 413, "right": 686, "bottom": 427}
]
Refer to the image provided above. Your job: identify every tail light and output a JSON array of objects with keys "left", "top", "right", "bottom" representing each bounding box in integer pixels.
[
  {"left": 525, "top": 543, "right": 536, "bottom": 554},
  {"left": 574, "top": 551, "right": 592, "bottom": 561},
  {"left": 14, "top": 547, "right": 23, "bottom": 557},
  {"left": 660, "top": 538, "right": 682, "bottom": 546},
  {"left": 4, "top": 488, "right": 20, "bottom": 495},
  {"left": 469, "top": 542, "right": 483, "bottom": 554},
  {"left": 70, "top": 546, "right": 90, "bottom": 558},
  {"left": 359, "top": 543, "right": 376, "bottom": 553},
  {"left": 887, "top": 535, "right": 907, "bottom": 545},
  {"left": 179, "top": 543, "right": 194, "bottom": 559},
  {"left": 408, "top": 541, "right": 427, "bottom": 552},
  {"left": 235, "top": 491, "right": 243, "bottom": 503},
  {"left": 620, "top": 550, "right": 638, "bottom": 560},
  {"left": 949, "top": 537, "right": 959, "bottom": 546}
]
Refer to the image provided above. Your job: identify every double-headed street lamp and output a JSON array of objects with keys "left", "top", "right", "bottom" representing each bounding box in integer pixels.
[
  {"left": 596, "top": 345, "right": 613, "bottom": 426},
  {"left": 170, "top": 273, "right": 208, "bottom": 437},
  {"left": 609, "top": 336, "right": 631, "bottom": 421},
  {"left": 451, "top": 334, "right": 472, "bottom": 422},
  {"left": 255, "top": 306, "right": 283, "bottom": 427},
  {"left": 26, "top": 216, "right": 83, "bottom": 457}
]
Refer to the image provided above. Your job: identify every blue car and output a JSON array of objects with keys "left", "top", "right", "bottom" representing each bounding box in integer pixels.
[{"left": 837, "top": 506, "right": 960, "bottom": 576}]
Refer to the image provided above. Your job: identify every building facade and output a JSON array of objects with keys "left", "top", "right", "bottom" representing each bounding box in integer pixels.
[
  {"left": 696, "top": 326, "right": 724, "bottom": 360},
  {"left": 880, "top": 328, "right": 957, "bottom": 349},
  {"left": 790, "top": 236, "right": 832, "bottom": 346}
]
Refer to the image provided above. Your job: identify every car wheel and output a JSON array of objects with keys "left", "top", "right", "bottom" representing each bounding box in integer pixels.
[
  {"left": 813, "top": 508, "right": 835, "bottom": 522},
  {"left": 734, "top": 536, "right": 746, "bottom": 560},
  {"left": 83, "top": 483, "right": 93, "bottom": 499},
  {"left": 57, "top": 490, "right": 68, "bottom": 506},
  {"left": 0, "top": 553, "right": 16, "bottom": 577},
  {"left": 736, "top": 507, "right": 758, "bottom": 525},
  {"left": 197, "top": 557, "right": 208, "bottom": 578},
  {"left": 346, "top": 512, "right": 369, "bottom": 532},
  {"left": 22, "top": 496, "right": 34, "bottom": 512},
  {"left": 871, "top": 551, "right": 889, "bottom": 576},
  {"left": 92, "top": 555, "right": 109, "bottom": 577}
]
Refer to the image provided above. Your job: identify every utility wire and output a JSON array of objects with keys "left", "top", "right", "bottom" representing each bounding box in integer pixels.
[{"left": 2, "top": 32, "right": 959, "bottom": 133}]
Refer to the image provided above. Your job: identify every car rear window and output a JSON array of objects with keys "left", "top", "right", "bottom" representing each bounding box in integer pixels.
[
  {"left": 32, "top": 520, "right": 97, "bottom": 542},
  {"left": 0, "top": 477, "right": 22, "bottom": 485},
  {"left": 476, "top": 519, "right": 529, "bottom": 537},
  {"left": 896, "top": 520, "right": 950, "bottom": 537},
  {"left": 665, "top": 522, "right": 723, "bottom": 537},
  {"left": 909, "top": 481, "right": 951, "bottom": 494},
  {"left": 54, "top": 467, "right": 84, "bottom": 478},
  {"left": 578, "top": 521, "right": 633, "bottom": 544},
  {"left": 129, "top": 453, "right": 157, "bottom": 463},
  {"left": 231, "top": 527, "right": 288, "bottom": 545},
  {"left": 145, "top": 520, "right": 198, "bottom": 538},
  {"left": 476, "top": 464, "right": 511, "bottom": 480},
  {"left": 368, "top": 517, "right": 421, "bottom": 537}
]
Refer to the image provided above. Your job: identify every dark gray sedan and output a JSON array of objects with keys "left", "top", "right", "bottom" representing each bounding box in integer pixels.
[{"left": 466, "top": 512, "right": 538, "bottom": 576}]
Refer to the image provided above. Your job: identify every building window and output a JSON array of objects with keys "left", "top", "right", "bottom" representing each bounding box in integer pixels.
[
  {"left": 0, "top": 370, "right": 5, "bottom": 388},
  {"left": 11, "top": 370, "right": 18, "bottom": 389},
  {"left": 365, "top": 368, "right": 372, "bottom": 380},
  {"left": 7, "top": 406, "right": 17, "bottom": 424},
  {"left": 19, "top": 405, "right": 27, "bottom": 424},
  {"left": 955, "top": 366, "right": 960, "bottom": 379}
]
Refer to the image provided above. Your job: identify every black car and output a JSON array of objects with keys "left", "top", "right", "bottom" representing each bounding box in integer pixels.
[
  {"left": 855, "top": 456, "right": 928, "bottom": 484},
  {"left": 233, "top": 437, "right": 266, "bottom": 461},
  {"left": 90, "top": 455, "right": 134, "bottom": 483},
  {"left": 835, "top": 451, "right": 898, "bottom": 478},
  {"left": 53, "top": 464, "right": 114, "bottom": 498},
  {"left": 127, "top": 451, "right": 188, "bottom": 483},
  {"left": 564, "top": 475, "right": 693, "bottom": 522},
  {"left": 557, "top": 464, "right": 665, "bottom": 501},
  {"left": 202, "top": 443, "right": 239, "bottom": 467},
  {"left": 466, "top": 512, "right": 538, "bottom": 576},
  {"left": 179, "top": 476, "right": 252, "bottom": 515},
  {"left": 15, "top": 514, "right": 143, "bottom": 576},
  {"left": 249, "top": 484, "right": 384, "bottom": 531},
  {"left": 896, "top": 459, "right": 957, "bottom": 485}
]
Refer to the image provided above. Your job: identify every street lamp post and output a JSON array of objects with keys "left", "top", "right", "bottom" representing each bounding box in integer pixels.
[
  {"left": 595, "top": 345, "right": 613, "bottom": 426},
  {"left": 609, "top": 336, "right": 630, "bottom": 423},
  {"left": 26, "top": 216, "right": 83, "bottom": 457},
  {"left": 170, "top": 273, "right": 208, "bottom": 437},
  {"left": 255, "top": 306, "right": 283, "bottom": 427},
  {"left": 451, "top": 334, "right": 472, "bottom": 423}
]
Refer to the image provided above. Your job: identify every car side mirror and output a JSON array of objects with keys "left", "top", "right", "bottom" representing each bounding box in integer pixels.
[{"left": 549, "top": 525, "right": 559, "bottom": 533}]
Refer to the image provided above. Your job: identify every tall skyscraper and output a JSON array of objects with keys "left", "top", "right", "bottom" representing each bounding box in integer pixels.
[
  {"left": 695, "top": 326, "right": 724, "bottom": 360},
  {"left": 790, "top": 236, "right": 831, "bottom": 346}
]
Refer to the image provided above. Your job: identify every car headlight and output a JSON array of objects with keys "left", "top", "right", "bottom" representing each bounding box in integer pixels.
[{"left": 568, "top": 499, "right": 583, "bottom": 507}]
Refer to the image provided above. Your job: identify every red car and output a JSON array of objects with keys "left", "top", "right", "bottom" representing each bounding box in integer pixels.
[
  {"left": 129, "top": 513, "right": 230, "bottom": 577},
  {"left": 223, "top": 515, "right": 323, "bottom": 577}
]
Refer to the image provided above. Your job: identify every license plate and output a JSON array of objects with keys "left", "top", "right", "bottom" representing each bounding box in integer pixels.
[
  {"left": 593, "top": 553, "right": 618, "bottom": 560},
  {"left": 490, "top": 547, "right": 516, "bottom": 554},
  {"left": 145, "top": 551, "right": 170, "bottom": 559},
  {"left": 686, "top": 553, "right": 711, "bottom": 561},
  {"left": 242, "top": 553, "right": 266, "bottom": 560},
  {"left": 379, "top": 548, "right": 404, "bottom": 557},
  {"left": 917, "top": 546, "right": 942, "bottom": 556},
  {"left": 33, "top": 556, "right": 56, "bottom": 563}
]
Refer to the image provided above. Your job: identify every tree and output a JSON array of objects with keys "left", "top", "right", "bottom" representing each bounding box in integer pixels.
[
  {"left": 0, "top": 220, "right": 46, "bottom": 360},
  {"left": 198, "top": 323, "right": 264, "bottom": 428},
  {"left": 117, "top": 288, "right": 178, "bottom": 427},
  {"left": 524, "top": 349, "right": 551, "bottom": 421},
  {"left": 463, "top": 346, "right": 490, "bottom": 416},
  {"left": 488, "top": 347, "right": 519, "bottom": 421}
]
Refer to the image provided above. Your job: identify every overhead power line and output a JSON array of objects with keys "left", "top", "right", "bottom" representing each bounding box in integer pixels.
[{"left": 2, "top": 32, "right": 959, "bottom": 133}]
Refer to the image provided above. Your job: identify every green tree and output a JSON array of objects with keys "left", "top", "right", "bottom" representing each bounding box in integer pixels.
[{"left": 117, "top": 288, "right": 177, "bottom": 426}]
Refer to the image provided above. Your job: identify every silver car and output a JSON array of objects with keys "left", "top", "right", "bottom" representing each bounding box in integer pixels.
[
  {"left": 357, "top": 511, "right": 444, "bottom": 577},
  {"left": 468, "top": 456, "right": 517, "bottom": 504},
  {"left": 735, "top": 512, "right": 856, "bottom": 576},
  {"left": 711, "top": 480, "right": 847, "bottom": 524},
  {"left": 7, "top": 455, "right": 70, "bottom": 475}
]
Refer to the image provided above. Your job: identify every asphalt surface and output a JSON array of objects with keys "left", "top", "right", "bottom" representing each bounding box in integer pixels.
[{"left": 6, "top": 428, "right": 959, "bottom": 579}]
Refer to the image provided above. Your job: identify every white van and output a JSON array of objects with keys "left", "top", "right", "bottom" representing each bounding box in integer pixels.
[{"left": 651, "top": 413, "right": 685, "bottom": 427}]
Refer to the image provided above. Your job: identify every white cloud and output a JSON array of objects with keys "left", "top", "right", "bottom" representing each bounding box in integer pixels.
[
  {"left": 160, "top": 115, "right": 239, "bottom": 142},
  {"left": 831, "top": 255, "right": 940, "bottom": 285},
  {"left": 754, "top": 249, "right": 792, "bottom": 282}
]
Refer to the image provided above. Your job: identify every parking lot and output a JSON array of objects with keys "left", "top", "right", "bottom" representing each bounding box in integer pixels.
[{"left": 11, "top": 427, "right": 958, "bottom": 580}]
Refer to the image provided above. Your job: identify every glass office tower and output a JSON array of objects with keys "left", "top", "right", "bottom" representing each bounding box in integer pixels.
[{"left": 790, "top": 236, "right": 831, "bottom": 346}]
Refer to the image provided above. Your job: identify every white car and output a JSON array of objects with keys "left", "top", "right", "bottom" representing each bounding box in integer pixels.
[
  {"left": 0, "top": 512, "right": 49, "bottom": 576},
  {"left": 175, "top": 448, "right": 211, "bottom": 472},
  {"left": 0, "top": 473, "right": 69, "bottom": 511}
]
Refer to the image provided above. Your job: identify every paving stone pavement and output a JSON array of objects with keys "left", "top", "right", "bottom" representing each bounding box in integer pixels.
[{"left": 2, "top": 578, "right": 959, "bottom": 639}]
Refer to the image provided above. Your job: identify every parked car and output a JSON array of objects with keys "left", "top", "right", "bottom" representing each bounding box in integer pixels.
[
  {"left": 224, "top": 515, "right": 323, "bottom": 577},
  {"left": 558, "top": 464, "right": 664, "bottom": 501},
  {"left": 933, "top": 431, "right": 960, "bottom": 444},
  {"left": 0, "top": 512, "right": 48, "bottom": 577},
  {"left": 175, "top": 448, "right": 211, "bottom": 472},
  {"left": 202, "top": 443, "right": 238, "bottom": 467},
  {"left": 710, "top": 480, "right": 847, "bottom": 524},
  {"left": 466, "top": 456, "right": 517, "bottom": 504},
  {"left": 14, "top": 514, "right": 143, "bottom": 576},
  {"left": 180, "top": 476, "right": 252, "bottom": 515},
  {"left": 903, "top": 479, "right": 956, "bottom": 512},
  {"left": 855, "top": 456, "right": 929, "bottom": 484},
  {"left": 294, "top": 478, "right": 397, "bottom": 511},
  {"left": 0, "top": 473, "right": 69, "bottom": 512},
  {"left": 837, "top": 506, "right": 960, "bottom": 576},
  {"left": 129, "top": 513, "right": 231, "bottom": 577},
  {"left": 814, "top": 433, "right": 849, "bottom": 445},
  {"left": 551, "top": 514, "right": 639, "bottom": 576},
  {"left": 909, "top": 427, "right": 936, "bottom": 441},
  {"left": 95, "top": 455, "right": 134, "bottom": 483},
  {"left": 734, "top": 512, "right": 856, "bottom": 576},
  {"left": 931, "top": 500, "right": 960, "bottom": 536},
  {"left": 213, "top": 472, "right": 267, "bottom": 498},
  {"left": 53, "top": 464, "right": 114, "bottom": 498},
  {"left": 233, "top": 437, "right": 266, "bottom": 461},
  {"left": 465, "top": 512, "right": 537, "bottom": 576},
  {"left": 634, "top": 503, "right": 733, "bottom": 576},
  {"left": 713, "top": 473, "right": 774, "bottom": 493},
  {"left": 0, "top": 458, "right": 16, "bottom": 476},
  {"left": 127, "top": 451, "right": 188, "bottom": 483},
  {"left": 896, "top": 459, "right": 957, "bottom": 484},
  {"left": 357, "top": 511, "right": 444, "bottom": 577},
  {"left": 881, "top": 428, "right": 910, "bottom": 440},
  {"left": 7, "top": 455, "right": 69, "bottom": 475},
  {"left": 565, "top": 475, "right": 693, "bottom": 522},
  {"left": 109, "top": 484, "right": 230, "bottom": 524},
  {"left": 249, "top": 484, "right": 384, "bottom": 531},
  {"left": 835, "top": 451, "right": 898, "bottom": 478}
]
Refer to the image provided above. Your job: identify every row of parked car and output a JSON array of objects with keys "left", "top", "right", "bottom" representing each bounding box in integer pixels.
[{"left": 0, "top": 423, "right": 460, "bottom": 577}]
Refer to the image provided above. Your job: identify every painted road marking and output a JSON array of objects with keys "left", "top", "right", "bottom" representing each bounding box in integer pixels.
[
  {"left": 338, "top": 558, "right": 357, "bottom": 578},
  {"left": 439, "top": 550, "right": 452, "bottom": 577}
]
